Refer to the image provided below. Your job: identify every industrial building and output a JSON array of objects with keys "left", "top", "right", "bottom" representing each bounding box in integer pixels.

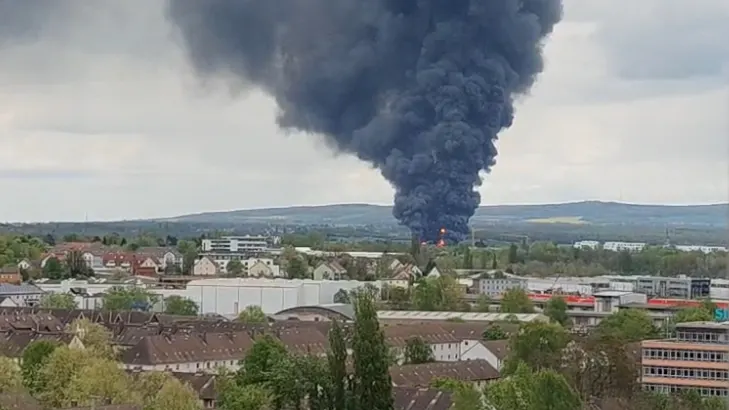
[
  {"left": 633, "top": 276, "right": 711, "bottom": 299},
  {"left": 151, "top": 278, "right": 381, "bottom": 315}
]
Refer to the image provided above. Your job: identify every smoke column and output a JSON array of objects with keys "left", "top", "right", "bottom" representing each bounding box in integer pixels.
[{"left": 167, "top": 0, "right": 563, "bottom": 243}]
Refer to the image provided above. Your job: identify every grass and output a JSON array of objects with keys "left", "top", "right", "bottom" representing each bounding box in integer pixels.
[{"left": 526, "top": 216, "right": 588, "bottom": 225}]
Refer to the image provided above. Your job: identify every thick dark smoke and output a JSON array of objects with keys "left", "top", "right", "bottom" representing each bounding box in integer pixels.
[{"left": 167, "top": 0, "right": 563, "bottom": 242}]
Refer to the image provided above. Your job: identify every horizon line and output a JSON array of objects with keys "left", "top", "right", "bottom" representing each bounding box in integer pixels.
[{"left": 3, "top": 199, "right": 727, "bottom": 225}]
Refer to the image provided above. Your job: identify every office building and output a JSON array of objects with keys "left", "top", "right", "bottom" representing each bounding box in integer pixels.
[
  {"left": 641, "top": 321, "right": 729, "bottom": 397},
  {"left": 633, "top": 276, "right": 711, "bottom": 299},
  {"left": 201, "top": 236, "right": 274, "bottom": 254}
]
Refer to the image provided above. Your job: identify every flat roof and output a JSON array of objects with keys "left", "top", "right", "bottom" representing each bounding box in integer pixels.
[
  {"left": 594, "top": 291, "right": 634, "bottom": 297},
  {"left": 377, "top": 311, "right": 547, "bottom": 322},
  {"left": 675, "top": 321, "right": 729, "bottom": 330}
]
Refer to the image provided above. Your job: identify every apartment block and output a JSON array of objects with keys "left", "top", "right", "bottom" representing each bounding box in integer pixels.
[{"left": 641, "top": 321, "right": 729, "bottom": 397}]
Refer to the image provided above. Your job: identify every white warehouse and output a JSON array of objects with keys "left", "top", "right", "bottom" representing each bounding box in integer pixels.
[{"left": 35, "top": 278, "right": 382, "bottom": 316}]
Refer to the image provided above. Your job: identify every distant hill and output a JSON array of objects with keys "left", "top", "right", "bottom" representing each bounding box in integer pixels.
[{"left": 160, "top": 201, "right": 728, "bottom": 227}]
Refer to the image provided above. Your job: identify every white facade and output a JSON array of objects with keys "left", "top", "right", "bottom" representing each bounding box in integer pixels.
[
  {"left": 603, "top": 242, "right": 646, "bottom": 252},
  {"left": 593, "top": 291, "right": 647, "bottom": 313},
  {"left": 573, "top": 240, "right": 600, "bottom": 249},
  {"left": 476, "top": 277, "right": 528, "bottom": 297},
  {"left": 201, "top": 236, "right": 270, "bottom": 253},
  {"left": 674, "top": 245, "right": 728, "bottom": 254},
  {"left": 149, "top": 278, "right": 383, "bottom": 316},
  {"left": 123, "top": 359, "right": 241, "bottom": 374},
  {"left": 293, "top": 247, "right": 403, "bottom": 259}
]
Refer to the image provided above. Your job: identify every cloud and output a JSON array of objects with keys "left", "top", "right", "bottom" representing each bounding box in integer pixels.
[{"left": 0, "top": 0, "right": 726, "bottom": 222}]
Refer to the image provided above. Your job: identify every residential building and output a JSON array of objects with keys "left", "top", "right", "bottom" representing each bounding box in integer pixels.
[
  {"left": 481, "top": 340, "right": 509, "bottom": 371},
  {"left": 102, "top": 253, "right": 136, "bottom": 270},
  {"left": 473, "top": 272, "right": 528, "bottom": 297},
  {"left": 312, "top": 262, "right": 348, "bottom": 280},
  {"left": 0, "top": 331, "right": 84, "bottom": 362},
  {"left": 0, "top": 284, "right": 45, "bottom": 307},
  {"left": 0, "top": 266, "right": 22, "bottom": 284},
  {"left": 121, "top": 331, "right": 256, "bottom": 373},
  {"left": 641, "top": 321, "right": 729, "bottom": 397},
  {"left": 132, "top": 257, "right": 159, "bottom": 277},
  {"left": 136, "top": 247, "right": 183, "bottom": 270},
  {"left": 633, "top": 276, "right": 711, "bottom": 299},
  {"left": 603, "top": 242, "right": 646, "bottom": 252},
  {"left": 573, "top": 240, "right": 600, "bottom": 249},
  {"left": 193, "top": 257, "right": 219, "bottom": 277},
  {"left": 245, "top": 259, "right": 281, "bottom": 277}
]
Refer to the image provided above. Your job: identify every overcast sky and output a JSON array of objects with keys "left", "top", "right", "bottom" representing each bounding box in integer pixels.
[{"left": 0, "top": 0, "right": 727, "bottom": 222}]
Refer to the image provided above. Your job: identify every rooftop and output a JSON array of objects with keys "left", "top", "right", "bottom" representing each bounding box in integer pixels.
[
  {"left": 377, "top": 311, "right": 547, "bottom": 323},
  {"left": 675, "top": 321, "right": 729, "bottom": 331},
  {"left": 0, "top": 284, "right": 45, "bottom": 295}
]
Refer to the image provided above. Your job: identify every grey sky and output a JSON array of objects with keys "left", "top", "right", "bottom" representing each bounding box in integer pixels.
[{"left": 0, "top": 0, "right": 727, "bottom": 222}]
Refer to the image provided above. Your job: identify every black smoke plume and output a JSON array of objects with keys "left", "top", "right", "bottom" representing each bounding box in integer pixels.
[{"left": 167, "top": 0, "right": 563, "bottom": 243}]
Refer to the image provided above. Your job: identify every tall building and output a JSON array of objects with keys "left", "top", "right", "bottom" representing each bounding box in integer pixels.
[{"left": 641, "top": 321, "right": 729, "bottom": 397}]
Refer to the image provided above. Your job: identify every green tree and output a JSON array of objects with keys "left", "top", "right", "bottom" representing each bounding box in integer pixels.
[
  {"left": 502, "top": 322, "right": 569, "bottom": 375},
  {"left": 135, "top": 371, "right": 202, "bottom": 410},
  {"left": 35, "top": 346, "right": 91, "bottom": 407},
  {"left": 42, "top": 257, "right": 65, "bottom": 279},
  {"left": 237, "top": 335, "right": 289, "bottom": 386},
  {"left": 404, "top": 337, "right": 434, "bottom": 364},
  {"left": 68, "top": 318, "right": 115, "bottom": 359},
  {"left": 351, "top": 290, "right": 393, "bottom": 410},
  {"left": 544, "top": 296, "right": 569, "bottom": 326},
  {"left": 673, "top": 307, "right": 713, "bottom": 323},
  {"left": 65, "top": 356, "right": 134, "bottom": 407},
  {"left": 328, "top": 319, "right": 348, "bottom": 410},
  {"left": 410, "top": 276, "right": 462, "bottom": 311},
  {"left": 66, "top": 249, "right": 93, "bottom": 278},
  {"left": 0, "top": 356, "right": 22, "bottom": 393},
  {"left": 164, "top": 295, "right": 199, "bottom": 316},
  {"left": 561, "top": 333, "right": 639, "bottom": 401},
  {"left": 333, "top": 289, "right": 351, "bottom": 304},
  {"left": 286, "top": 256, "right": 309, "bottom": 279},
  {"left": 218, "top": 383, "right": 271, "bottom": 410},
  {"left": 21, "top": 340, "right": 59, "bottom": 394},
  {"left": 482, "top": 324, "right": 509, "bottom": 340},
  {"left": 475, "top": 295, "right": 491, "bottom": 313},
  {"left": 596, "top": 309, "right": 658, "bottom": 342},
  {"left": 39, "top": 293, "right": 78, "bottom": 309},
  {"left": 237, "top": 305, "right": 268, "bottom": 324},
  {"left": 508, "top": 243, "right": 519, "bottom": 264},
  {"left": 500, "top": 288, "right": 535, "bottom": 314},
  {"left": 227, "top": 260, "right": 244, "bottom": 276},
  {"left": 485, "top": 362, "right": 581, "bottom": 410},
  {"left": 102, "top": 287, "right": 157, "bottom": 311},
  {"left": 177, "top": 240, "right": 198, "bottom": 275}
]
